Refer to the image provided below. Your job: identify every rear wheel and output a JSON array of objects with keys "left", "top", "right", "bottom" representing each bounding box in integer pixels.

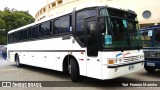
[
  {"left": 15, "top": 55, "right": 22, "bottom": 67},
  {"left": 144, "top": 65, "right": 155, "bottom": 73},
  {"left": 69, "top": 58, "right": 80, "bottom": 82}
]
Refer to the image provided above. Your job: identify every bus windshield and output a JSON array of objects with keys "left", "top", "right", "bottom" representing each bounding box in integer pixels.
[
  {"left": 100, "top": 8, "right": 142, "bottom": 50},
  {"left": 140, "top": 28, "right": 160, "bottom": 47},
  {"left": 140, "top": 30, "right": 153, "bottom": 47}
]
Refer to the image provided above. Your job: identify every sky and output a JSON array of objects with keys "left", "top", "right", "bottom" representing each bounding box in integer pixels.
[{"left": 0, "top": 0, "right": 53, "bottom": 17}]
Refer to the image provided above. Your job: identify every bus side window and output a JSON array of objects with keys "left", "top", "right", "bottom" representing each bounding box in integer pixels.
[
  {"left": 24, "top": 29, "right": 28, "bottom": 40},
  {"left": 39, "top": 24, "right": 43, "bottom": 37},
  {"left": 76, "top": 9, "right": 97, "bottom": 45},
  {"left": 42, "top": 21, "right": 51, "bottom": 37},
  {"left": 54, "top": 19, "right": 60, "bottom": 35},
  {"left": 14, "top": 32, "right": 19, "bottom": 42},
  {"left": 19, "top": 30, "right": 24, "bottom": 41},
  {"left": 61, "top": 15, "right": 70, "bottom": 33},
  {"left": 155, "top": 31, "right": 160, "bottom": 42},
  {"left": 32, "top": 26, "right": 38, "bottom": 38},
  {"left": 28, "top": 28, "right": 32, "bottom": 39}
]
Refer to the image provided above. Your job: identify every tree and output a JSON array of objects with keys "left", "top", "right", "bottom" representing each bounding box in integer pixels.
[
  {"left": 0, "top": 18, "right": 6, "bottom": 29},
  {"left": 0, "top": 7, "right": 35, "bottom": 45}
]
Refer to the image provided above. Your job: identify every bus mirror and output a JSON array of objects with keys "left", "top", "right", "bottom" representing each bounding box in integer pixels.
[{"left": 100, "top": 18, "right": 106, "bottom": 33}]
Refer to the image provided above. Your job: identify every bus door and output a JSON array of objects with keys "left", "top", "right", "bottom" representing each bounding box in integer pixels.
[{"left": 85, "top": 17, "right": 102, "bottom": 78}]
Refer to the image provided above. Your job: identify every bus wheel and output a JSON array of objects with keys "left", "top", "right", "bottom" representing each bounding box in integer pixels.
[
  {"left": 15, "top": 55, "right": 21, "bottom": 67},
  {"left": 144, "top": 65, "right": 155, "bottom": 73},
  {"left": 69, "top": 58, "right": 80, "bottom": 82}
]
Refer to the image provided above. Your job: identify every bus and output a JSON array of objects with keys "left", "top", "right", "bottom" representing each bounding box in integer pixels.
[
  {"left": 7, "top": 4, "right": 144, "bottom": 82},
  {"left": 140, "top": 25, "right": 160, "bottom": 73}
]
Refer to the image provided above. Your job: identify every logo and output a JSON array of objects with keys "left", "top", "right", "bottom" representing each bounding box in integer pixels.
[
  {"left": 2, "top": 82, "right": 11, "bottom": 87},
  {"left": 116, "top": 52, "right": 130, "bottom": 58}
]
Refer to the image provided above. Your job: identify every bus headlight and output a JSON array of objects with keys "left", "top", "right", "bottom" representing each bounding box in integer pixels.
[
  {"left": 108, "top": 58, "right": 123, "bottom": 65},
  {"left": 108, "top": 58, "right": 115, "bottom": 65}
]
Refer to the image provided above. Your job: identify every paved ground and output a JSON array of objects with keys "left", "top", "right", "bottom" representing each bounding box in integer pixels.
[{"left": 0, "top": 58, "right": 160, "bottom": 90}]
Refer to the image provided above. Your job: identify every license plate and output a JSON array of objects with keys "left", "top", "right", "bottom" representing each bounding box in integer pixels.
[
  {"left": 129, "top": 65, "right": 134, "bottom": 70},
  {"left": 147, "top": 62, "right": 155, "bottom": 67}
]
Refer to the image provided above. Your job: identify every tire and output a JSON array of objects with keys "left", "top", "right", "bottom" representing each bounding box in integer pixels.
[
  {"left": 70, "top": 58, "right": 80, "bottom": 82},
  {"left": 144, "top": 65, "right": 155, "bottom": 73},
  {"left": 15, "top": 55, "right": 22, "bottom": 67}
]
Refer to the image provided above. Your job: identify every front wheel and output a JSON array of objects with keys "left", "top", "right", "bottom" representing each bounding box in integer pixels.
[
  {"left": 69, "top": 58, "right": 80, "bottom": 82},
  {"left": 15, "top": 55, "right": 22, "bottom": 67},
  {"left": 144, "top": 65, "right": 155, "bottom": 73}
]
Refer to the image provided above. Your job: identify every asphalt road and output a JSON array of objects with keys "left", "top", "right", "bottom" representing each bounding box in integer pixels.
[{"left": 0, "top": 58, "right": 160, "bottom": 90}]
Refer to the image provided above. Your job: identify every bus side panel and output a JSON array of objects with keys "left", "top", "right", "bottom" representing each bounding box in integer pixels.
[
  {"left": 71, "top": 52, "right": 86, "bottom": 76},
  {"left": 19, "top": 52, "right": 26, "bottom": 64},
  {"left": 86, "top": 51, "right": 102, "bottom": 79},
  {"left": 53, "top": 36, "right": 73, "bottom": 72},
  {"left": 71, "top": 37, "right": 86, "bottom": 76},
  {"left": 7, "top": 44, "right": 18, "bottom": 62},
  {"left": 36, "top": 39, "right": 56, "bottom": 70}
]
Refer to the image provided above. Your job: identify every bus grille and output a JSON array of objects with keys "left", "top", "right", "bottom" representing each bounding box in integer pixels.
[
  {"left": 144, "top": 52, "right": 160, "bottom": 58},
  {"left": 124, "top": 56, "right": 139, "bottom": 63}
]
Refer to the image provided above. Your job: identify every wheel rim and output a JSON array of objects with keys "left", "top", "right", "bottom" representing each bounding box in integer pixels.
[
  {"left": 16, "top": 60, "right": 18, "bottom": 66},
  {"left": 68, "top": 64, "right": 71, "bottom": 74},
  {"left": 16, "top": 57, "right": 19, "bottom": 66}
]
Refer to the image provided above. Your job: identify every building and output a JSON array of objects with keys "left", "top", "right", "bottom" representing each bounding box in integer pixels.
[{"left": 35, "top": 0, "right": 160, "bottom": 28}]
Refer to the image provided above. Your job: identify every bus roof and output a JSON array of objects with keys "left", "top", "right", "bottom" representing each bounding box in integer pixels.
[
  {"left": 8, "top": 2, "right": 137, "bottom": 34},
  {"left": 140, "top": 25, "right": 160, "bottom": 31},
  {"left": 8, "top": 3, "right": 105, "bottom": 34}
]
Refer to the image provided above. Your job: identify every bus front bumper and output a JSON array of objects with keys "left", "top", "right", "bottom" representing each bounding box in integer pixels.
[
  {"left": 102, "top": 60, "right": 144, "bottom": 80},
  {"left": 144, "top": 60, "right": 160, "bottom": 69},
  {"left": 108, "top": 60, "right": 144, "bottom": 68}
]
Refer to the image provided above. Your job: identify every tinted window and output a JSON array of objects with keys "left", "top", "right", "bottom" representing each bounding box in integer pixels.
[
  {"left": 61, "top": 16, "right": 70, "bottom": 33},
  {"left": 8, "top": 34, "right": 13, "bottom": 43},
  {"left": 41, "top": 21, "right": 51, "bottom": 36},
  {"left": 13, "top": 32, "right": 19, "bottom": 42},
  {"left": 39, "top": 24, "right": 43, "bottom": 37},
  {"left": 76, "top": 20, "right": 84, "bottom": 44},
  {"left": 107, "top": 8, "right": 136, "bottom": 20},
  {"left": 154, "top": 30, "right": 160, "bottom": 47},
  {"left": 76, "top": 9, "right": 96, "bottom": 20},
  {"left": 76, "top": 9, "right": 97, "bottom": 45},
  {"left": 28, "top": 28, "right": 32, "bottom": 39},
  {"left": 54, "top": 19, "right": 60, "bottom": 34},
  {"left": 32, "top": 26, "right": 38, "bottom": 38},
  {"left": 20, "top": 30, "right": 24, "bottom": 40},
  {"left": 11, "top": 34, "right": 14, "bottom": 43},
  {"left": 140, "top": 30, "right": 152, "bottom": 47},
  {"left": 23, "top": 29, "right": 28, "bottom": 40}
]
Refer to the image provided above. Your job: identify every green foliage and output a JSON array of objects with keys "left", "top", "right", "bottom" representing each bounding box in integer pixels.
[
  {"left": 0, "top": 18, "right": 6, "bottom": 29},
  {"left": 0, "top": 7, "right": 35, "bottom": 45}
]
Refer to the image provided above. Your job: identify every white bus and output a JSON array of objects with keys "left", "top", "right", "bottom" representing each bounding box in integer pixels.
[{"left": 7, "top": 4, "right": 144, "bottom": 82}]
